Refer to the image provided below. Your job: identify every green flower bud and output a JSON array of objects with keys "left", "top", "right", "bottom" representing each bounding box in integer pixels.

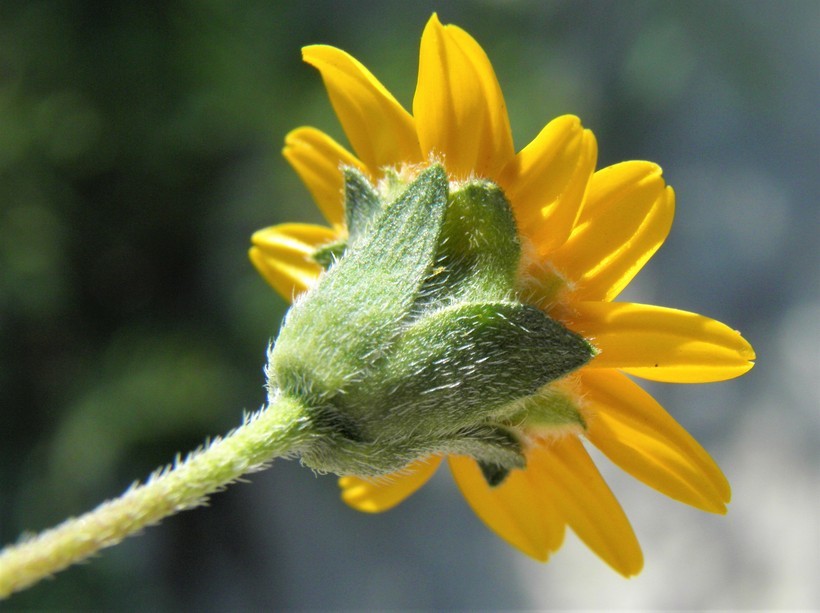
[{"left": 267, "top": 165, "right": 594, "bottom": 479}]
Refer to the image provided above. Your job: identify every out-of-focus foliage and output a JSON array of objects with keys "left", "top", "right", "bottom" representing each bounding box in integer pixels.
[{"left": 1, "top": 1, "right": 817, "bottom": 609}]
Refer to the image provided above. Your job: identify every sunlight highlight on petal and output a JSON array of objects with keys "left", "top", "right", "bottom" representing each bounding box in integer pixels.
[
  {"left": 581, "top": 370, "right": 731, "bottom": 512},
  {"left": 414, "top": 14, "right": 515, "bottom": 179},
  {"left": 538, "top": 436, "right": 643, "bottom": 577},
  {"left": 283, "top": 127, "right": 365, "bottom": 228},
  {"left": 500, "top": 116, "right": 597, "bottom": 252},
  {"left": 449, "top": 455, "right": 564, "bottom": 561},
  {"left": 339, "top": 457, "right": 442, "bottom": 513},
  {"left": 249, "top": 223, "right": 336, "bottom": 301},
  {"left": 571, "top": 301, "right": 756, "bottom": 382},
  {"left": 302, "top": 45, "right": 420, "bottom": 173},
  {"left": 550, "top": 162, "right": 672, "bottom": 300}
]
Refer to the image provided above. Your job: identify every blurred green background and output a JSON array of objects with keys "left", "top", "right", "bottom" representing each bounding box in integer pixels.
[{"left": 1, "top": 0, "right": 817, "bottom": 609}]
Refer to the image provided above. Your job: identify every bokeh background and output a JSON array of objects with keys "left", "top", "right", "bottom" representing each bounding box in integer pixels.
[{"left": 1, "top": 0, "right": 817, "bottom": 609}]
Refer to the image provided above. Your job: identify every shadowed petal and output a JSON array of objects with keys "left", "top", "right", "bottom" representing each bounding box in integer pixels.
[
  {"left": 570, "top": 302, "right": 756, "bottom": 382},
  {"left": 249, "top": 223, "right": 336, "bottom": 301},
  {"left": 283, "top": 127, "right": 365, "bottom": 228},
  {"left": 550, "top": 162, "right": 672, "bottom": 301},
  {"left": 501, "top": 116, "right": 597, "bottom": 252},
  {"left": 302, "top": 45, "right": 420, "bottom": 173},
  {"left": 538, "top": 436, "right": 644, "bottom": 577},
  {"left": 449, "top": 455, "right": 564, "bottom": 561},
  {"left": 581, "top": 370, "right": 731, "bottom": 512},
  {"left": 414, "top": 14, "right": 515, "bottom": 179},
  {"left": 339, "top": 456, "right": 442, "bottom": 513}
]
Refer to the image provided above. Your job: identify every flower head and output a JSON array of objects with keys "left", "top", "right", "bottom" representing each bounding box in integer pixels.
[{"left": 251, "top": 14, "right": 755, "bottom": 576}]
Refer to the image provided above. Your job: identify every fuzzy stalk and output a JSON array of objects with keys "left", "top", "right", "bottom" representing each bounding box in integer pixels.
[{"left": 0, "top": 394, "right": 312, "bottom": 599}]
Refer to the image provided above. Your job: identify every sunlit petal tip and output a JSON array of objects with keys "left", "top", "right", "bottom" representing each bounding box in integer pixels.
[
  {"left": 546, "top": 126, "right": 598, "bottom": 248},
  {"left": 571, "top": 302, "right": 755, "bottom": 383},
  {"left": 739, "top": 335, "right": 757, "bottom": 361},
  {"left": 426, "top": 11, "right": 443, "bottom": 27},
  {"left": 249, "top": 223, "right": 335, "bottom": 301},
  {"left": 250, "top": 222, "right": 337, "bottom": 250},
  {"left": 571, "top": 171, "right": 675, "bottom": 301},
  {"left": 249, "top": 246, "right": 308, "bottom": 301},
  {"left": 580, "top": 370, "right": 732, "bottom": 513},
  {"left": 415, "top": 12, "right": 515, "bottom": 178},
  {"left": 338, "top": 457, "right": 442, "bottom": 514},
  {"left": 581, "top": 129, "right": 599, "bottom": 171},
  {"left": 577, "top": 161, "right": 665, "bottom": 226},
  {"left": 282, "top": 127, "right": 364, "bottom": 228},
  {"left": 500, "top": 114, "right": 584, "bottom": 197},
  {"left": 556, "top": 113, "right": 582, "bottom": 129},
  {"left": 502, "top": 117, "right": 595, "bottom": 254},
  {"left": 449, "top": 456, "right": 564, "bottom": 562},
  {"left": 537, "top": 438, "right": 644, "bottom": 576},
  {"left": 548, "top": 156, "right": 672, "bottom": 300},
  {"left": 661, "top": 183, "right": 677, "bottom": 234},
  {"left": 580, "top": 160, "right": 665, "bottom": 221},
  {"left": 627, "top": 160, "right": 663, "bottom": 179},
  {"left": 301, "top": 45, "right": 419, "bottom": 173},
  {"left": 623, "top": 555, "right": 644, "bottom": 578}
]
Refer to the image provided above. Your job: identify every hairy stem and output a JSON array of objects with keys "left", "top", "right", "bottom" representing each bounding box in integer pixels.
[{"left": 0, "top": 394, "right": 312, "bottom": 599}]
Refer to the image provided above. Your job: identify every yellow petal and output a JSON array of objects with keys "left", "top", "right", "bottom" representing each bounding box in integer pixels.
[
  {"left": 283, "top": 127, "right": 366, "bottom": 228},
  {"left": 249, "top": 223, "right": 336, "bottom": 301},
  {"left": 449, "top": 455, "right": 564, "bottom": 561},
  {"left": 538, "top": 436, "right": 644, "bottom": 577},
  {"left": 501, "top": 116, "right": 597, "bottom": 253},
  {"left": 569, "top": 302, "right": 756, "bottom": 382},
  {"left": 339, "top": 456, "right": 442, "bottom": 513},
  {"left": 550, "top": 162, "right": 672, "bottom": 300},
  {"left": 413, "top": 14, "right": 515, "bottom": 179},
  {"left": 580, "top": 370, "right": 731, "bottom": 513},
  {"left": 302, "top": 45, "right": 420, "bottom": 173}
]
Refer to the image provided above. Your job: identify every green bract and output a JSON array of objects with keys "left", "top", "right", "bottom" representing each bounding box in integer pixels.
[{"left": 267, "top": 165, "right": 594, "bottom": 480}]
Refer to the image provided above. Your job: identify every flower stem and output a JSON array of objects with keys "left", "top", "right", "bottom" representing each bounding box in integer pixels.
[{"left": 0, "top": 394, "right": 312, "bottom": 599}]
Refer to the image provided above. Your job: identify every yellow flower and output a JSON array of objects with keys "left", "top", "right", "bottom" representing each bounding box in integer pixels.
[{"left": 250, "top": 14, "right": 755, "bottom": 576}]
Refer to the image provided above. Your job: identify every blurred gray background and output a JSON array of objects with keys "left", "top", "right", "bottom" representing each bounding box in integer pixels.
[{"left": 1, "top": 0, "right": 817, "bottom": 609}]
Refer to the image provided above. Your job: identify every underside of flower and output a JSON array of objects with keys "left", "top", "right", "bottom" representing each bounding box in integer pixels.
[
  {"left": 249, "top": 13, "right": 756, "bottom": 576},
  {"left": 267, "top": 165, "right": 594, "bottom": 479}
]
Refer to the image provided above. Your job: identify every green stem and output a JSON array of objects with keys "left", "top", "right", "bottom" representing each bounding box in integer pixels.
[{"left": 0, "top": 394, "right": 312, "bottom": 599}]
